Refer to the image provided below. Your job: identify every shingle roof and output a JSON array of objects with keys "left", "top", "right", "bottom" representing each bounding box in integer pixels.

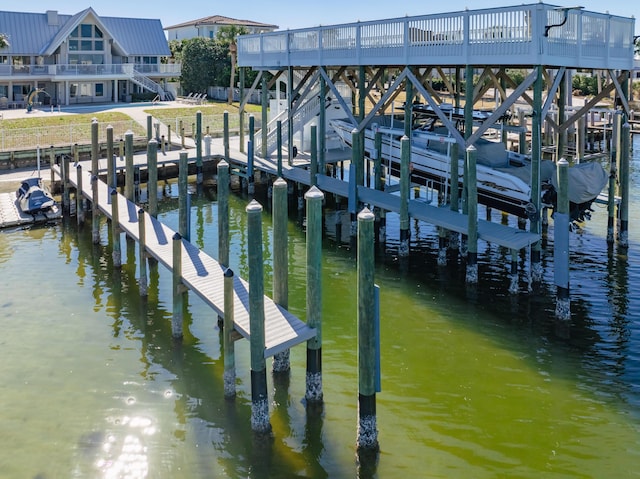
[
  {"left": 164, "top": 15, "right": 278, "bottom": 31},
  {"left": 0, "top": 9, "right": 170, "bottom": 56}
]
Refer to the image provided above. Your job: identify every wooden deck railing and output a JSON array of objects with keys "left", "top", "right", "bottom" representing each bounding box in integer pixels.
[{"left": 238, "top": 3, "right": 634, "bottom": 70}]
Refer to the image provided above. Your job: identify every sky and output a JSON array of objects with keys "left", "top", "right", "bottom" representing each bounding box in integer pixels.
[{"left": 12, "top": 0, "right": 640, "bottom": 33}]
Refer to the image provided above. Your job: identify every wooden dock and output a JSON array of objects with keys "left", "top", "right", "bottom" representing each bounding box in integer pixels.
[
  {"left": 58, "top": 163, "right": 316, "bottom": 358},
  {"left": 217, "top": 138, "right": 540, "bottom": 251},
  {"left": 0, "top": 192, "right": 61, "bottom": 228}
]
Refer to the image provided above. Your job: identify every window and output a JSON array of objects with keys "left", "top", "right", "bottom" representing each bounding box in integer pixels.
[
  {"left": 70, "top": 83, "right": 93, "bottom": 97},
  {"left": 68, "top": 24, "right": 106, "bottom": 51},
  {"left": 81, "top": 24, "right": 93, "bottom": 38},
  {"left": 95, "top": 83, "right": 104, "bottom": 97}
]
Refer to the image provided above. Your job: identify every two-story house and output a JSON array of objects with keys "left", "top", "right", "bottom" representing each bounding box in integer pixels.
[
  {"left": 164, "top": 15, "right": 278, "bottom": 41},
  {"left": 0, "top": 8, "right": 180, "bottom": 107}
]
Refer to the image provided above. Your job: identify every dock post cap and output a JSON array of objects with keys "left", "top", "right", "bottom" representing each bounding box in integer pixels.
[
  {"left": 172, "top": 232, "right": 182, "bottom": 241},
  {"left": 273, "top": 177, "right": 287, "bottom": 187},
  {"left": 304, "top": 185, "right": 324, "bottom": 199},
  {"left": 358, "top": 207, "right": 375, "bottom": 221},
  {"left": 224, "top": 267, "right": 234, "bottom": 278},
  {"left": 246, "top": 199, "right": 263, "bottom": 212}
]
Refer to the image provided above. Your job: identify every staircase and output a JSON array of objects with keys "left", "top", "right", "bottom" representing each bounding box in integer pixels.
[
  {"left": 254, "top": 95, "right": 322, "bottom": 158},
  {"left": 129, "top": 69, "right": 173, "bottom": 100}
]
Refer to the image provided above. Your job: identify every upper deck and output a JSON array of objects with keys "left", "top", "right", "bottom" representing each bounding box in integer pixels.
[{"left": 237, "top": 3, "right": 635, "bottom": 70}]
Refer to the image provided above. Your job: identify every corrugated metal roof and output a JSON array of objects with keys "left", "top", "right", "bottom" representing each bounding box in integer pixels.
[
  {"left": 0, "top": 9, "right": 169, "bottom": 56},
  {"left": 165, "top": 15, "right": 278, "bottom": 31},
  {"left": 102, "top": 16, "right": 170, "bottom": 55}
]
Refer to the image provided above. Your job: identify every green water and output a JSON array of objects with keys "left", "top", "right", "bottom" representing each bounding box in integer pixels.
[{"left": 1, "top": 180, "right": 639, "bottom": 478}]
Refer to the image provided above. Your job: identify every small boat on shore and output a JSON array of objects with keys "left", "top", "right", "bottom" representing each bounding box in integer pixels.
[
  {"left": 329, "top": 110, "right": 608, "bottom": 222},
  {"left": 16, "top": 177, "right": 57, "bottom": 214}
]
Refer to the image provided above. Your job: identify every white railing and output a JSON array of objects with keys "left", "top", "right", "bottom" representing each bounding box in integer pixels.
[
  {"left": 237, "top": 3, "right": 634, "bottom": 70},
  {"left": 0, "top": 63, "right": 181, "bottom": 78}
]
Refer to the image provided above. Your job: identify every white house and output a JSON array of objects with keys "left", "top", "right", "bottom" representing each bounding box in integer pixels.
[
  {"left": 164, "top": 15, "right": 278, "bottom": 42},
  {"left": 0, "top": 8, "right": 180, "bottom": 107}
]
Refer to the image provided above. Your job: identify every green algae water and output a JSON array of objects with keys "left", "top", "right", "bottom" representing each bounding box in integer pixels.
[{"left": 1, "top": 145, "right": 639, "bottom": 477}]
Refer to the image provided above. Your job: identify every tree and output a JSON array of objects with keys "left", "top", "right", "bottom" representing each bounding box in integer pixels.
[
  {"left": 0, "top": 33, "right": 9, "bottom": 49},
  {"left": 216, "top": 25, "right": 248, "bottom": 104},
  {"left": 180, "top": 38, "right": 227, "bottom": 94}
]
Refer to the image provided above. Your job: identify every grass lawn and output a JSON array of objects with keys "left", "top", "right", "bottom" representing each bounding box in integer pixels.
[{"left": 0, "top": 112, "right": 137, "bottom": 130}]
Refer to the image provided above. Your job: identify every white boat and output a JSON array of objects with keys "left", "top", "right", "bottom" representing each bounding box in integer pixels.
[
  {"left": 16, "top": 177, "right": 56, "bottom": 214},
  {"left": 329, "top": 113, "right": 608, "bottom": 222}
]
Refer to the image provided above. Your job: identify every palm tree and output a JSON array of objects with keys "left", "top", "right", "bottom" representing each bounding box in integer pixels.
[
  {"left": 217, "top": 25, "right": 248, "bottom": 104},
  {"left": 0, "top": 33, "right": 9, "bottom": 49}
]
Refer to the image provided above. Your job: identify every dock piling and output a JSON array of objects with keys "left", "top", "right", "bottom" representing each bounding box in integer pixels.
[
  {"left": 246, "top": 200, "right": 271, "bottom": 434},
  {"left": 223, "top": 267, "right": 236, "bottom": 398},
  {"left": 138, "top": 208, "right": 148, "bottom": 297},
  {"left": 196, "top": 111, "right": 203, "bottom": 184},
  {"left": 554, "top": 159, "right": 570, "bottom": 321},
  {"left": 147, "top": 139, "right": 158, "bottom": 218},
  {"left": 619, "top": 121, "right": 630, "bottom": 248},
  {"left": 124, "top": 131, "right": 134, "bottom": 201},
  {"left": 272, "top": 178, "right": 290, "bottom": 373},
  {"left": 217, "top": 160, "right": 230, "bottom": 268},
  {"left": 172, "top": 232, "right": 184, "bottom": 338},
  {"left": 179, "top": 152, "right": 190, "bottom": 241},
  {"left": 111, "top": 189, "right": 121, "bottom": 268},
  {"left": 356, "top": 207, "right": 379, "bottom": 452},
  {"left": 305, "top": 186, "right": 324, "bottom": 404},
  {"left": 466, "top": 146, "right": 478, "bottom": 284},
  {"left": 76, "top": 164, "right": 84, "bottom": 225},
  {"left": 91, "top": 175, "right": 100, "bottom": 244},
  {"left": 399, "top": 136, "right": 410, "bottom": 257}
]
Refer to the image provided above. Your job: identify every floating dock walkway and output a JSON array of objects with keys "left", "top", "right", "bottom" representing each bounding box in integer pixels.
[{"left": 55, "top": 162, "right": 315, "bottom": 358}]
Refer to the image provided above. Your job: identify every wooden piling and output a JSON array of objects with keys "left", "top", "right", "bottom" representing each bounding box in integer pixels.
[
  {"left": 246, "top": 200, "right": 271, "bottom": 434},
  {"left": 172, "top": 232, "right": 184, "bottom": 338},
  {"left": 146, "top": 115, "right": 152, "bottom": 142},
  {"left": 148, "top": 139, "right": 158, "bottom": 218},
  {"left": 619, "top": 121, "right": 630, "bottom": 248},
  {"left": 554, "top": 159, "right": 570, "bottom": 320},
  {"left": 111, "top": 189, "right": 121, "bottom": 268},
  {"left": 466, "top": 146, "right": 478, "bottom": 284},
  {"left": 217, "top": 160, "right": 230, "bottom": 268},
  {"left": 356, "top": 207, "right": 379, "bottom": 452},
  {"left": 223, "top": 111, "right": 230, "bottom": 161},
  {"left": 272, "top": 178, "right": 290, "bottom": 373},
  {"left": 74, "top": 165, "right": 83, "bottom": 225},
  {"left": 124, "top": 131, "right": 134, "bottom": 201},
  {"left": 399, "top": 136, "right": 410, "bottom": 257},
  {"left": 607, "top": 112, "right": 620, "bottom": 244},
  {"left": 530, "top": 66, "right": 543, "bottom": 283},
  {"left": 277, "top": 120, "right": 283, "bottom": 178},
  {"left": 91, "top": 175, "right": 100, "bottom": 244},
  {"left": 106, "top": 126, "right": 114, "bottom": 191},
  {"left": 91, "top": 118, "right": 99, "bottom": 175},
  {"left": 223, "top": 267, "right": 236, "bottom": 398},
  {"left": 196, "top": 110, "right": 203, "bottom": 184},
  {"left": 138, "top": 208, "right": 148, "bottom": 297},
  {"left": 248, "top": 115, "right": 255, "bottom": 195},
  {"left": 62, "top": 152, "right": 71, "bottom": 216},
  {"left": 305, "top": 186, "right": 324, "bottom": 403},
  {"left": 179, "top": 152, "right": 189, "bottom": 241},
  {"left": 310, "top": 125, "right": 318, "bottom": 187}
]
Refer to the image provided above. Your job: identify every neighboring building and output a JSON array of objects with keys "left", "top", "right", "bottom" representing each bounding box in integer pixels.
[
  {"left": 0, "top": 8, "right": 180, "bottom": 107},
  {"left": 165, "top": 15, "right": 278, "bottom": 42}
]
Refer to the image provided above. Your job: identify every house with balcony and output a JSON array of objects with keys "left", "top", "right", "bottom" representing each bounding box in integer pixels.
[
  {"left": 0, "top": 8, "right": 180, "bottom": 108},
  {"left": 164, "top": 15, "right": 278, "bottom": 41}
]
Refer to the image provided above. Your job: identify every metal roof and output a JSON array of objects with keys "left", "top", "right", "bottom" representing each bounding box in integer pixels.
[{"left": 0, "top": 9, "right": 170, "bottom": 56}]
